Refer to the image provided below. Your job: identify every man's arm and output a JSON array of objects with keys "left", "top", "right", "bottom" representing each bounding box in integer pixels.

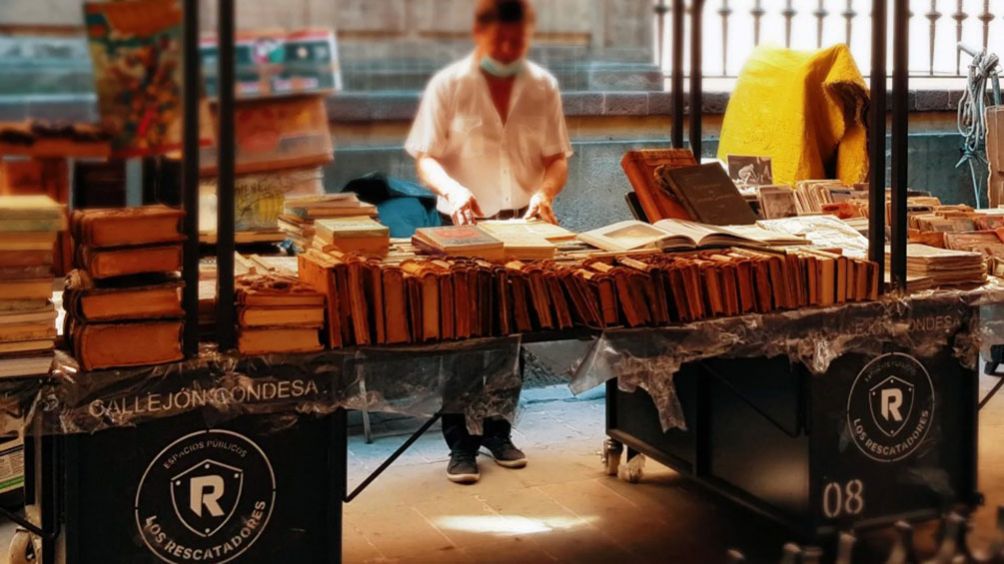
[
  {"left": 524, "top": 153, "right": 568, "bottom": 224},
  {"left": 416, "top": 154, "right": 483, "bottom": 225}
]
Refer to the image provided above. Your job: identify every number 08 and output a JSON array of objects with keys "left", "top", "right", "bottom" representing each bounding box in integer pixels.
[{"left": 823, "top": 480, "right": 865, "bottom": 518}]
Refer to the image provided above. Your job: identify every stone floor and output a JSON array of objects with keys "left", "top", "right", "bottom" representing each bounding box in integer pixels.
[{"left": 342, "top": 376, "right": 1004, "bottom": 564}]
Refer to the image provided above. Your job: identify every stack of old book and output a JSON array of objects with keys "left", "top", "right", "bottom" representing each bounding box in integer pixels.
[
  {"left": 313, "top": 216, "right": 390, "bottom": 256},
  {"left": 791, "top": 180, "right": 860, "bottom": 215},
  {"left": 890, "top": 244, "right": 986, "bottom": 288},
  {"left": 0, "top": 196, "right": 65, "bottom": 378},
  {"left": 279, "top": 193, "right": 378, "bottom": 251},
  {"left": 235, "top": 273, "right": 325, "bottom": 355},
  {"left": 64, "top": 205, "right": 185, "bottom": 371}
]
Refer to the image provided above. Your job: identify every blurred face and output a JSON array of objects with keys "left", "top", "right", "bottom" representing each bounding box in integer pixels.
[{"left": 474, "top": 22, "right": 532, "bottom": 64}]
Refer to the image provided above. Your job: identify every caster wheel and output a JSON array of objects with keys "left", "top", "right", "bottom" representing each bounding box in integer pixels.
[
  {"left": 8, "top": 528, "right": 34, "bottom": 564},
  {"left": 618, "top": 454, "right": 646, "bottom": 483},
  {"left": 602, "top": 439, "right": 623, "bottom": 476}
]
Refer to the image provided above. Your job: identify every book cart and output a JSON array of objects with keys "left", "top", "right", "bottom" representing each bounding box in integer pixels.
[
  {"left": 595, "top": 0, "right": 1004, "bottom": 543},
  {"left": 8, "top": 2, "right": 1004, "bottom": 564}
]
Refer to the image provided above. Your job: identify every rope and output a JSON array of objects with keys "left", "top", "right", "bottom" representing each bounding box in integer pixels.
[{"left": 957, "top": 45, "right": 1001, "bottom": 209}]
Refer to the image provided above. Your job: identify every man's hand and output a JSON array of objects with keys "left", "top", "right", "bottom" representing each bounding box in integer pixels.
[
  {"left": 523, "top": 192, "right": 558, "bottom": 225},
  {"left": 446, "top": 185, "right": 483, "bottom": 225}
]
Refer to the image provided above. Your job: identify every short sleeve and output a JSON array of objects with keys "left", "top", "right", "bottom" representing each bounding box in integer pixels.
[
  {"left": 541, "top": 81, "right": 573, "bottom": 160},
  {"left": 405, "top": 73, "right": 451, "bottom": 159}
]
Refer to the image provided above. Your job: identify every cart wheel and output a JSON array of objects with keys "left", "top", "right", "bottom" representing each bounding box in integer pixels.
[
  {"left": 8, "top": 528, "right": 34, "bottom": 564},
  {"left": 618, "top": 452, "right": 646, "bottom": 483},
  {"left": 602, "top": 438, "right": 623, "bottom": 476}
]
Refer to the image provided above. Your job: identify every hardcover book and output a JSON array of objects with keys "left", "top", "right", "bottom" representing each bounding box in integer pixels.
[
  {"left": 655, "top": 163, "right": 758, "bottom": 226},
  {"left": 314, "top": 217, "right": 390, "bottom": 257},
  {"left": 70, "top": 320, "right": 183, "bottom": 371},
  {"left": 412, "top": 226, "right": 505, "bottom": 262},
  {"left": 63, "top": 270, "right": 183, "bottom": 322},
  {"left": 72, "top": 205, "right": 183, "bottom": 248},
  {"left": 620, "top": 149, "right": 698, "bottom": 222},
  {"left": 76, "top": 244, "right": 183, "bottom": 279}
]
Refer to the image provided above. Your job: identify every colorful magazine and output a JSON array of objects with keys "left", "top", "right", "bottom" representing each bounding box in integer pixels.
[{"left": 83, "top": 0, "right": 184, "bottom": 156}]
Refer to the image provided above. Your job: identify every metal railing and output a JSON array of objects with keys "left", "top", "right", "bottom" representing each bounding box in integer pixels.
[{"left": 656, "top": 0, "right": 1003, "bottom": 78}]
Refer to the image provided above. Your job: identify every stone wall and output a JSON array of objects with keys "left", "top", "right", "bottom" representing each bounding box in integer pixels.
[{"left": 2, "top": 0, "right": 659, "bottom": 92}]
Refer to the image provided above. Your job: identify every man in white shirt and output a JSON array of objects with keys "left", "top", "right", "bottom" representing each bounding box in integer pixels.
[{"left": 406, "top": 0, "right": 573, "bottom": 484}]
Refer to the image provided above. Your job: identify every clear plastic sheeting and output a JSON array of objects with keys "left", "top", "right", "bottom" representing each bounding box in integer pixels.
[
  {"left": 349, "top": 336, "right": 522, "bottom": 436},
  {"left": 0, "top": 378, "right": 43, "bottom": 437},
  {"left": 572, "top": 289, "right": 996, "bottom": 432},
  {"left": 40, "top": 337, "right": 521, "bottom": 436}
]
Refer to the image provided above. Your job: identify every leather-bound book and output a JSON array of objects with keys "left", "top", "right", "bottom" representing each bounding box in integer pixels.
[
  {"left": 561, "top": 268, "right": 603, "bottom": 328},
  {"left": 844, "top": 259, "right": 857, "bottom": 302},
  {"left": 683, "top": 258, "right": 708, "bottom": 321},
  {"left": 452, "top": 265, "right": 471, "bottom": 340},
  {"left": 346, "top": 258, "right": 372, "bottom": 345},
  {"left": 70, "top": 320, "right": 183, "bottom": 371},
  {"left": 475, "top": 260, "right": 496, "bottom": 337},
  {"left": 802, "top": 254, "right": 819, "bottom": 306},
  {"left": 362, "top": 258, "right": 387, "bottom": 344},
  {"left": 591, "top": 261, "right": 648, "bottom": 328},
  {"left": 404, "top": 274, "right": 423, "bottom": 343},
  {"left": 63, "top": 269, "right": 183, "bottom": 322},
  {"left": 544, "top": 269, "right": 573, "bottom": 330},
  {"left": 785, "top": 254, "right": 806, "bottom": 308},
  {"left": 620, "top": 257, "right": 669, "bottom": 325},
  {"left": 620, "top": 149, "right": 698, "bottom": 221},
  {"left": 577, "top": 268, "right": 619, "bottom": 327},
  {"left": 855, "top": 258, "right": 870, "bottom": 302},
  {"left": 0, "top": 278, "right": 52, "bottom": 301},
  {"left": 72, "top": 205, "right": 183, "bottom": 248},
  {"left": 867, "top": 261, "right": 880, "bottom": 300},
  {"left": 718, "top": 254, "right": 755, "bottom": 314},
  {"left": 693, "top": 259, "right": 724, "bottom": 317},
  {"left": 401, "top": 261, "right": 440, "bottom": 342},
  {"left": 239, "top": 306, "right": 324, "bottom": 328},
  {"left": 492, "top": 264, "right": 512, "bottom": 336},
  {"left": 729, "top": 251, "right": 772, "bottom": 313},
  {"left": 655, "top": 163, "right": 758, "bottom": 226},
  {"left": 238, "top": 328, "right": 324, "bottom": 355},
  {"left": 297, "top": 250, "right": 343, "bottom": 348},
  {"left": 431, "top": 260, "right": 456, "bottom": 341},
  {"left": 0, "top": 250, "right": 53, "bottom": 269},
  {"left": 523, "top": 263, "right": 555, "bottom": 330},
  {"left": 708, "top": 256, "right": 740, "bottom": 317},
  {"left": 465, "top": 262, "right": 484, "bottom": 337},
  {"left": 381, "top": 265, "right": 411, "bottom": 345},
  {"left": 504, "top": 262, "right": 534, "bottom": 333},
  {"left": 77, "top": 244, "right": 182, "bottom": 279},
  {"left": 835, "top": 253, "right": 848, "bottom": 305}
]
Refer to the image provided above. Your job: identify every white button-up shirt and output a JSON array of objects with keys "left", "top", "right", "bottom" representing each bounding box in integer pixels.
[{"left": 405, "top": 53, "right": 574, "bottom": 218}]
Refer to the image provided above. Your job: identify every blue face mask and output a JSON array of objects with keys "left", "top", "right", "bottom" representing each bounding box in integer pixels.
[{"left": 480, "top": 55, "right": 524, "bottom": 78}]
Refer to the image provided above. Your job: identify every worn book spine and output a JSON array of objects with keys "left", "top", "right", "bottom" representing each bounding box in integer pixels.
[
  {"left": 438, "top": 273, "right": 456, "bottom": 341},
  {"left": 452, "top": 269, "right": 471, "bottom": 340},
  {"left": 381, "top": 268, "right": 410, "bottom": 345}
]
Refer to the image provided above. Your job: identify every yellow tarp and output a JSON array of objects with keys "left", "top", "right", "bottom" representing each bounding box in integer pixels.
[{"left": 717, "top": 44, "right": 870, "bottom": 186}]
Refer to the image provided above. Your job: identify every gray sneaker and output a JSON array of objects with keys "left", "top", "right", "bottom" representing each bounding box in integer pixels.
[
  {"left": 482, "top": 436, "right": 527, "bottom": 469},
  {"left": 447, "top": 450, "right": 480, "bottom": 484}
]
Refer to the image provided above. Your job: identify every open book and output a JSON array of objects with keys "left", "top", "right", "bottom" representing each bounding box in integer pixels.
[{"left": 577, "top": 219, "right": 807, "bottom": 252}]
